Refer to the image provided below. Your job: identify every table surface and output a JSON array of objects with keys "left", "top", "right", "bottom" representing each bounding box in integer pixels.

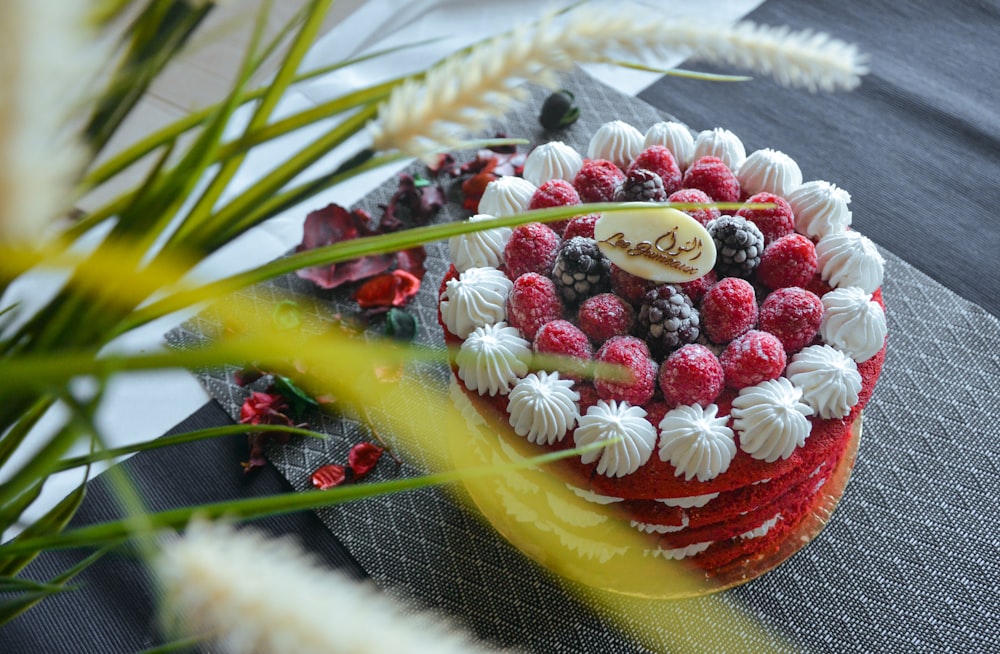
[{"left": 3, "top": 1, "right": 999, "bottom": 652}]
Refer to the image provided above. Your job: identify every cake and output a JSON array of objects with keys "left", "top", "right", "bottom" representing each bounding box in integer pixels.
[{"left": 437, "top": 120, "right": 887, "bottom": 580}]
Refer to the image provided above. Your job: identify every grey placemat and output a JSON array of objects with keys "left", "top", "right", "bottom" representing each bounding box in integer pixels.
[{"left": 168, "top": 70, "right": 1000, "bottom": 653}]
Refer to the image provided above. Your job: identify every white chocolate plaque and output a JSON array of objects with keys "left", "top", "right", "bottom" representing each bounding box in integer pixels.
[{"left": 594, "top": 206, "right": 716, "bottom": 283}]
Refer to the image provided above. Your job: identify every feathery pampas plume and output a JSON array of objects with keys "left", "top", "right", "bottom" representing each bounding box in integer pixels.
[
  {"left": 0, "top": 0, "right": 103, "bottom": 245},
  {"left": 368, "top": 5, "right": 868, "bottom": 159},
  {"left": 155, "top": 521, "right": 502, "bottom": 654}
]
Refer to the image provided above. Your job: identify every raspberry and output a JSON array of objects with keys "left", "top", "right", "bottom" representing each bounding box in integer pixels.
[
  {"left": 804, "top": 271, "right": 834, "bottom": 298},
  {"left": 578, "top": 293, "right": 634, "bottom": 344},
  {"left": 736, "top": 192, "right": 795, "bottom": 246},
  {"left": 758, "top": 287, "right": 824, "bottom": 353},
  {"left": 503, "top": 222, "right": 560, "bottom": 280},
  {"left": 507, "top": 272, "right": 563, "bottom": 340},
  {"left": 533, "top": 319, "right": 593, "bottom": 378},
  {"left": 573, "top": 159, "right": 625, "bottom": 203},
  {"left": 701, "top": 277, "right": 759, "bottom": 344},
  {"left": 551, "top": 236, "right": 611, "bottom": 304},
  {"left": 658, "top": 344, "right": 725, "bottom": 408},
  {"left": 720, "top": 330, "right": 787, "bottom": 390},
  {"left": 757, "top": 233, "right": 818, "bottom": 290},
  {"left": 614, "top": 168, "right": 668, "bottom": 202},
  {"left": 668, "top": 188, "right": 720, "bottom": 226},
  {"left": 594, "top": 335, "right": 657, "bottom": 405},
  {"left": 679, "top": 269, "right": 718, "bottom": 304},
  {"left": 681, "top": 156, "right": 741, "bottom": 203},
  {"left": 528, "top": 179, "right": 581, "bottom": 236},
  {"left": 637, "top": 284, "right": 700, "bottom": 357},
  {"left": 562, "top": 214, "right": 600, "bottom": 240},
  {"left": 627, "top": 145, "right": 682, "bottom": 194},
  {"left": 610, "top": 263, "right": 659, "bottom": 305},
  {"left": 708, "top": 215, "right": 764, "bottom": 278}
]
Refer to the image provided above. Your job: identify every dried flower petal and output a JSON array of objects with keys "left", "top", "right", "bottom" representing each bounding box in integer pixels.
[
  {"left": 239, "top": 391, "right": 288, "bottom": 425},
  {"left": 354, "top": 269, "right": 421, "bottom": 310},
  {"left": 311, "top": 464, "right": 348, "bottom": 489},
  {"left": 348, "top": 442, "right": 384, "bottom": 479},
  {"left": 380, "top": 174, "right": 445, "bottom": 229},
  {"left": 239, "top": 391, "right": 295, "bottom": 474},
  {"left": 394, "top": 246, "right": 427, "bottom": 281},
  {"left": 295, "top": 204, "right": 395, "bottom": 290}
]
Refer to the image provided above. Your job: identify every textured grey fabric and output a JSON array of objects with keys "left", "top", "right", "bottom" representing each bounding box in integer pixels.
[{"left": 166, "top": 70, "right": 1000, "bottom": 652}]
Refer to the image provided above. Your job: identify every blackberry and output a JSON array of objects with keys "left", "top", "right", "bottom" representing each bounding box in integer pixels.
[
  {"left": 551, "top": 236, "right": 611, "bottom": 304},
  {"left": 637, "top": 284, "right": 700, "bottom": 357},
  {"left": 708, "top": 215, "right": 764, "bottom": 278},
  {"left": 614, "top": 168, "right": 668, "bottom": 202}
]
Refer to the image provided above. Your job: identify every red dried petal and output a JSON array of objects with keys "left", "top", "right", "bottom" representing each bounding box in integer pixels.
[
  {"left": 395, "top": 247, "right": 427, "bottom": 280},
  {"left": 348, "top": 443, "right": 384, "bottom": 479},
  {"left": 354, "top": 269, "right": 422, "bottom": 310},
  {"left": 239, "top": 391, "right": 288, "bottom": 425},
  {"left": 381, "top": 174, "right": 445, "bottom": 230},
  {"left": 294, "top": 204, "right": 402, "bottom": 290},
  {"left": 462, "top": 171, "right": 496, "bottom": 208},
  {"left": 311, "top": 464, "right": 348, "bottom": 490}
]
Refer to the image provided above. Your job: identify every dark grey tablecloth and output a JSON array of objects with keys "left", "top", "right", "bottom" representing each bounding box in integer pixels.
[{"left": 3, "top": 0, "right": 998, "bottom": 652}]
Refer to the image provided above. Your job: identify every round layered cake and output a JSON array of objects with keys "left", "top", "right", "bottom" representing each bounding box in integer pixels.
[{"left": 437, "top": 120, "right": 887, "bottom": 583}]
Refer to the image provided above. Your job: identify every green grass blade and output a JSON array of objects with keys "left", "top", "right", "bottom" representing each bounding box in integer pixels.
[
  {"left": 189, "top": 103, "right": 380, "bottom": 251},
  {"left": 0, "top": 440, "right": 615, "bottom": 558},
  {"left": 611, "top": 60, "right": 752, "bottom": 82},
  {"left": 77, "top": 38, "right": 440, "bottom": 195},
  {"left": 0, "top": 547, "right": 110, "bottom": 627},
  {"left": 0, "top": 483, "right": 87, "bottom": 577},
  {"left": 0, "top": 397, "right": 55, "bottom": 469},
  {"left": 0, "top": 481, "right": 45, "bottom": 535},
  {"left": 173, "top": 0, "right": 338, "bottom": 247},
  {"left": 84, "top": 2, "right": 213, "bottom": 153},
  {"left": 50, "top": 424, "right": 329, "bottom": 473}
]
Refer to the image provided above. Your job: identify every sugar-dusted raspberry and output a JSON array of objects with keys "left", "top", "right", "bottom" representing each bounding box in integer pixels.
[
  {"left": 610, "top": 263, "right": 659, "bottom": 305},
  {"left": 562, "top": 214, "right": 600, "bottom": 240},
  {"left": 720, "top": 330, "right": 787, "bottom": 390},
  {"left": 701, "top": 277, "right": 759, "bottom": 344},
  {"left": 507, "top": 272, "right": 563, "bottom": 341},
  {"left": 758, "top": 287, "right": 824, "bottom": 353},
  {"left": 614, "top": 168, "right": 668, "bottom": 202},
  {"left": 578, "top": 293, "right": 635, "bottom": 345},
  {"left": 757, "top": 233, "right": 818, "bottom": 290},
  {"left": 573, "top": 159, "right": 625, "bottom": 203},
  {"left": 658, "top": 344, "right": 725, "bottom": 408},
  {"left": 737, "top": 192, "right": 795, "bottom": 246},
  {"left": 627, "top": 145, "right": 682, "bottom": 194},
  {"left": 533, "top": 319, "right": 593, "bottom": 378},
  {"left": 668, "top": 188, "right": 720, "bottom": 226},
  {"left": 679, "top": 269, "right": 718, "bottom": 304},
  {"left": 528, "top": 179, "right": 581, "bottom": 236},
  {"left": 594, "top": 335, "right": 658, "bottom": 405},
  {"left": 682, "top": 156, "right": 741, "bottom": 203},
  {"left": 503, "top": 222, "right": 560, "bottom": 280}
]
